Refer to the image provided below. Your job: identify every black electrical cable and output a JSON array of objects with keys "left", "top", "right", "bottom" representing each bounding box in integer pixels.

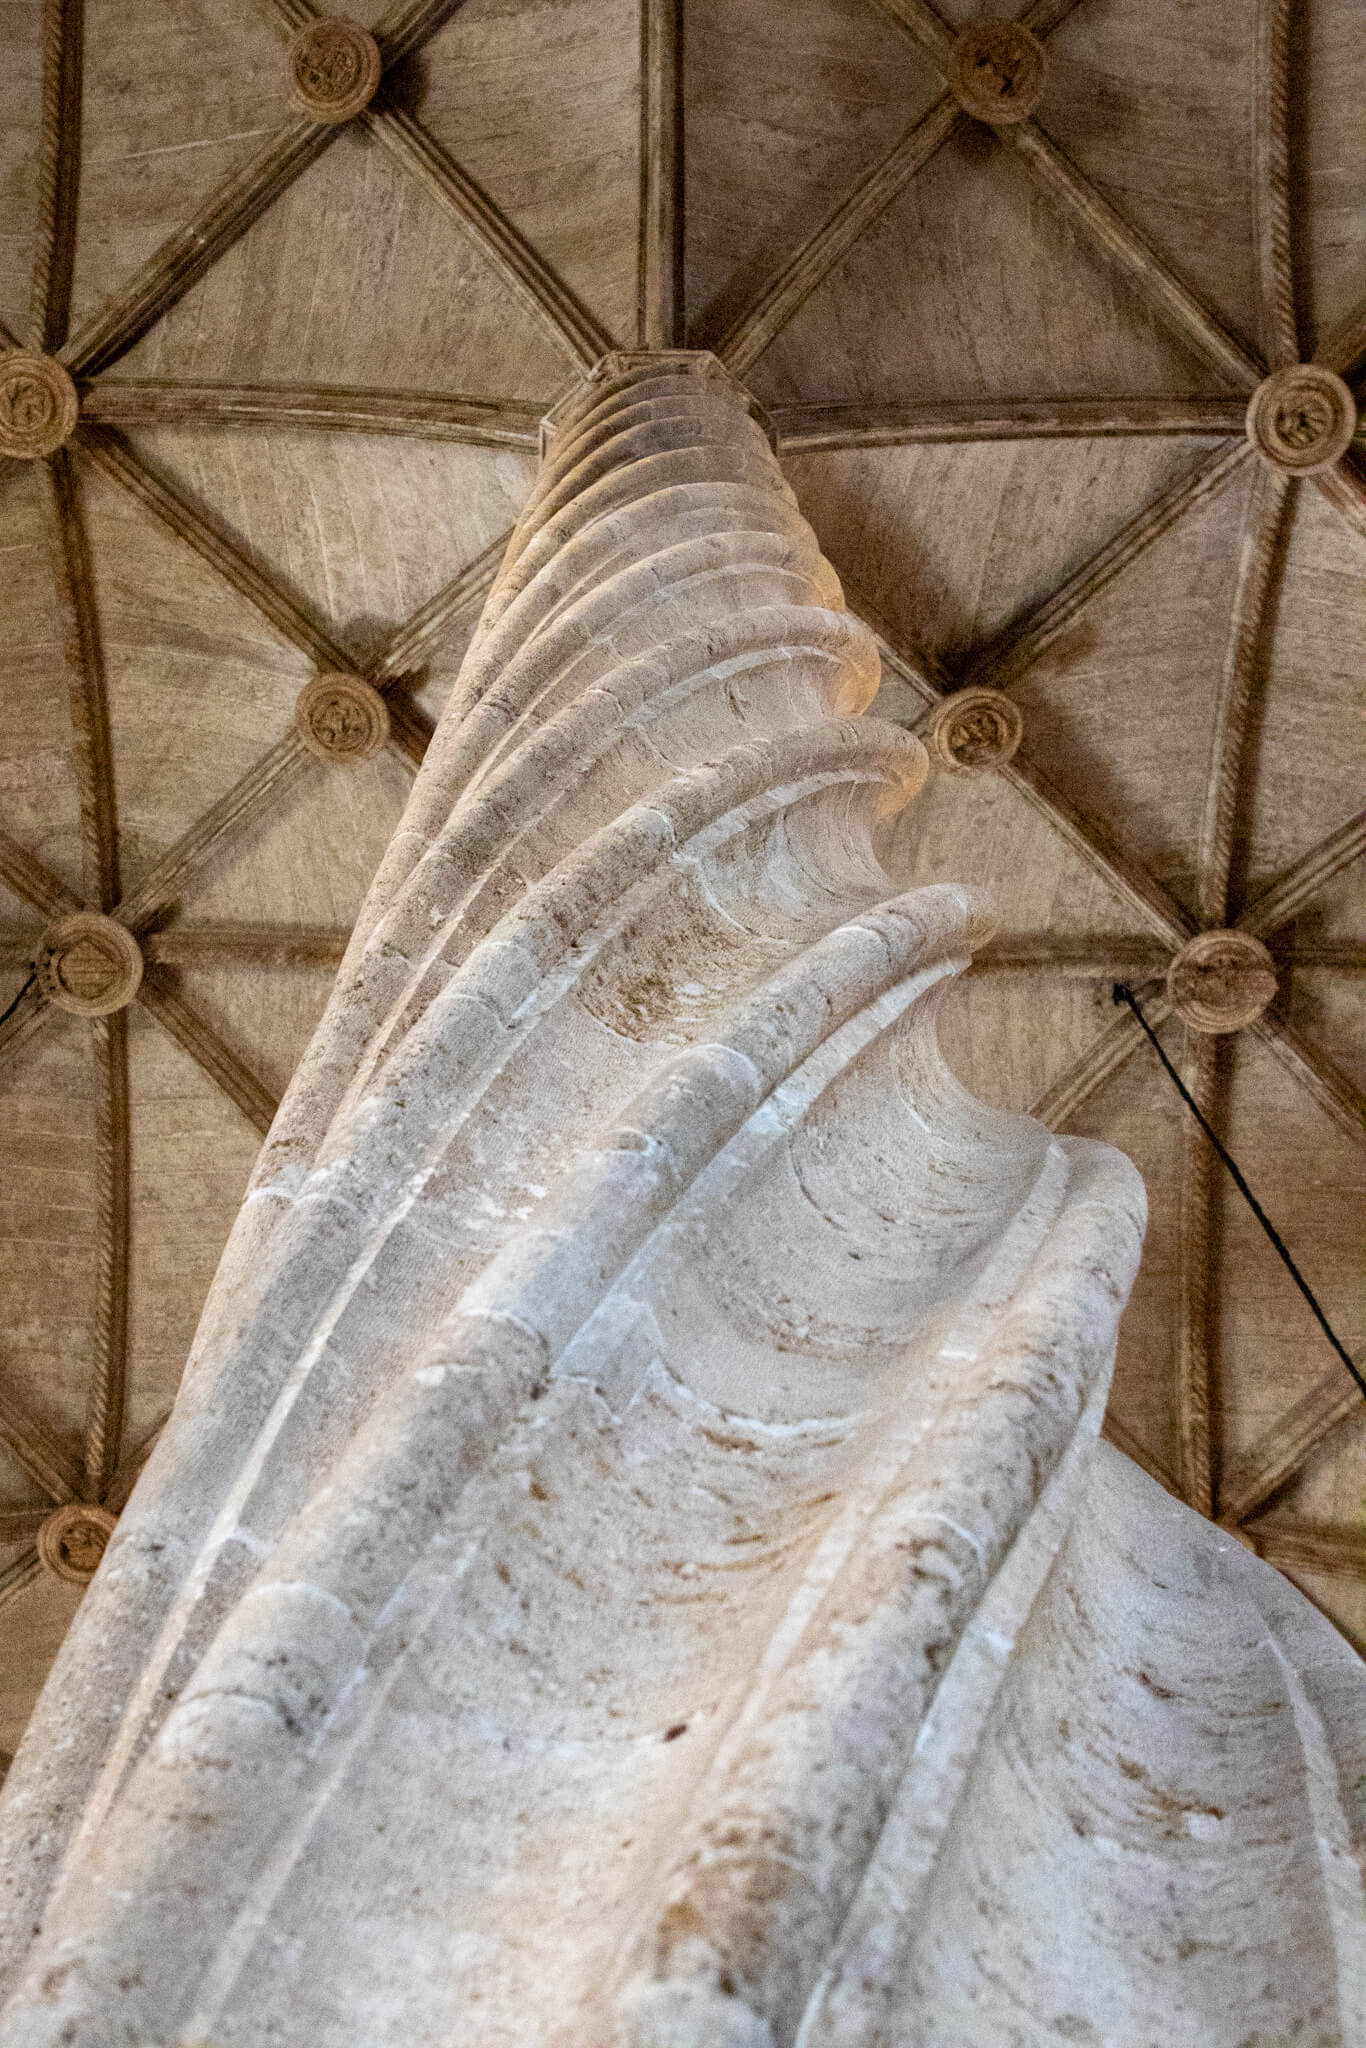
[
  {"left": 0, "top": 969, "right": 35, "bottom": 1033},
  {"left": 1113, "top": 982, "right": 1366, "bottom": 1403}
]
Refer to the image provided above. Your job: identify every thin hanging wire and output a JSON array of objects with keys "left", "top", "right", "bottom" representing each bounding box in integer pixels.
[
  {"left": 0, "top": 969, "right": 36, "bottom": 1032},
  {"left": 1113, "top": 982, "right": 1366, "bottom": 1402}
]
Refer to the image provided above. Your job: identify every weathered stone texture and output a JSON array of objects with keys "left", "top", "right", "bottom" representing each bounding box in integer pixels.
[{"left": 0, "top": 356, "right": 1360, "bottom": 2048}]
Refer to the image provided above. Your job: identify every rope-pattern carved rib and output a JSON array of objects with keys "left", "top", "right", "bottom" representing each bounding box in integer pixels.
[
  {"left": 27, "top": 0, "right": 82, "bottom": 354},
  {"left": 1198, "top": 463, "right": 1293, "bottom": 925},
  {"left": 1176, "top": 1031, "right": 1219, "bottom": 1515},
  {"left": 1255, "top": 0, "right": 1298, "bottom": 367},
  {"left": 47, "top": 451, "right": 119, "bottom": 911},
  {"left": 85, "top": 1010, "right": 130, "bottom": 1498}
]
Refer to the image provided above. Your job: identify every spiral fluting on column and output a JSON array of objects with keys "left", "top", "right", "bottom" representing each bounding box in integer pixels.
[{"left": 0, "top": 354, "right": 1153, "bottom": 2048}]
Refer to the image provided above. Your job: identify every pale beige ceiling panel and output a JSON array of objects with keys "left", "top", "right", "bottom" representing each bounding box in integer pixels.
[
  {"left": 166, "top": 954, "right": 342, "bottom": 1108},
  {"left": 122, "top": 427, "right": 535, "bottom": 670},
  {"left": 68, "top": 0, "right": 292, "bottom": 338},
  {"left": 1301, "top": 0, "right": 1366, "bottom": 352},
  {"left": 1245, "top": 478, "right": 1366, "bottom": 894},
  {"left": 124, "top": 1003, "right": 263, "bottom": 1445},
  {"left": 881, "top": 763, "right": 1163, "bottom": 941},
  {"left": 1218, "top": 1029, "right": 1365, "bottom": 1460},
  {"left": 0, "top": 1017, "right": 99, "bottom": 1454},
  {"left": 0, "top": 0, "right": 40, "bottom": 334},
  {"left": 1044, "top": 0, "right": 1259, "bottom": 354},
  {"left": 1278, "top": 967, "right": 1366, "bottom": 1097},
  {"left": 932, "top": 968, "right": 1122, "bottom": 1113},
  {"left": 415, "top": 0, "right": 642, "bottom": 346},
  {"left": 1010, "top": 459, "right": 1257, "bottom": 915},
  {"left": 112, "top": 128, "right": 574, "bottom": 398},
  {"left": 750, "top": 131, "right": 1234, "bottom": 406},
  {"left": 182, "top": 747, "right": 416, "bottom": 932},
  {"left": 683, "top": 0, "right": 939, "bottom": 346},
  {"left": 1070, "top": 1035, "right": 1185, "bottom": 1484},
  {"left": 76, "top": 451, "right": 312, "bottom": 884},
  {"left": 787, "top": 437, "right": 1210, "bottom": 669},
  {"left": 0, "top": 1576, "right": 82, "bottom": 1762},
  {"left": 0, "top": 466, "right": 88, "bottom": 900}
]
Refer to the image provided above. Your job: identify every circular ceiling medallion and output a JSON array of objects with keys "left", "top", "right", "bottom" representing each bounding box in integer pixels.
[
  {"left": 947, "top": 20, "right": 1048, "bottom": 125},
  {"left": 1166, "top": 930, "right": 1277, "bottom": 1034},
  {"left": 287, "top": 18, "right": 382, "bottom": 123},
  {"left": 928, "top": 688, "right": 1024, "bottom": 773},
  {"left": 1245, "top": 364, "right": 1357, "bottom": 474},
  {"left": 294, "top": 672, "right": 390, "bottom": 763},
  {"left": 0, "top": 351, "right": 78, "bottom": 459},
  {"left": 37, "top": 1503, "right": 118, "bottom": 1585},
  {"left": 35, "top": 914, "right": 143, "bottom": 1016}
]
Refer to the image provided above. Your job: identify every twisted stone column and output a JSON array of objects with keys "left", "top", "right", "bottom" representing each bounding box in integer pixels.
[{"left": 0, "top": 355, "right": 1360, "bottom": 2048}]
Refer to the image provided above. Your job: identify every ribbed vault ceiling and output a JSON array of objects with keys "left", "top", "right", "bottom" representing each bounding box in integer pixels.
[{"left": 0, "top": 0, "right": 1362, "bottom": 1762}]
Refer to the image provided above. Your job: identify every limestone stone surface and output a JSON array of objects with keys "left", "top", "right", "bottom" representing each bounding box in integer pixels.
[{"left": 0, "top": 357, "right": 1361, "bottom": 2048}]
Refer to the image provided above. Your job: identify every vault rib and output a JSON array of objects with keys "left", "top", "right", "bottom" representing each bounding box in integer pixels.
[
  {"left": 1197, "top": 462, "right": 1293, "bottom": 925},
  {"left": 0, "top": 1553, "right": 41, "bottom": 1618},
  {"left": 638, "top": 0, "right": 683, "bottom": 348},
  {"left": 1254, "top": 0, "right": 1298, "bottom": 367},
  {"left": 1176, "top": 1031, "right": 1220, "bottom": 1516},
  {"left": 1221, "top": 1368, "right": 1365, "bottom": 1523},
  {"left": 1101, "top": 1408, "right": 1179, "bottom": 1496},
  {"left": 1254, "top": 1012, "right": 1366, "bottom": 1154},
  {"left": 81, "top": 383, "right": 545, "bottom": 447},
  {"left": 1239, "top": 811, "right": 1366, "bottom": 937},
  {"left": 1003, "top": 123, "right": 1264, "bottom": 391},
  {"left": 1029, "top": 1002, "right": 1165, "bottom": 1129},
  {"left": 58, "top": 121, "right": 338, "bottom": 380},
  {"left": 773, "top": 397, "right": 1250, "bottom": 450},
  {"left": 967, "top": 440, "right": 1250, "bottom": 694},
  {"left": 0, "top": 832, "right": 81, "bottom": 922},
  {"left": 1316, "top": 299, "right": 1366, "bottom": 380},
  {"left": 363, "top": 108, "right": 616, "bottom": 370},
  {"left": 0, "top": 1393, "right": 82, "bottom": 1505},
  {"left": 85, "top": 1010, "right": 130, "bottom": 1499},
  {"left": 136, "top": 973, "right": 278, "bottom": 1137},
  {"left": 27, "top": 0, "right": 82, "bottom": 355},
  {"left": 114, "top": 740, "right": 313, "bottom": 938},
  {"left": 77, "top": 431, "right": 354, "bottom": 674},
  {"left": 143, "top": 925, "right": 351, "bottom": 969},
  {"left": 1247, "top": 1521, "right": 1366, "bottom": 1580},
  {"left": 47, "top": 451, "right": 119, "bottom": 912},
  {"left": 372, "top": 530, "right": 511, "bottom": 681}
]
